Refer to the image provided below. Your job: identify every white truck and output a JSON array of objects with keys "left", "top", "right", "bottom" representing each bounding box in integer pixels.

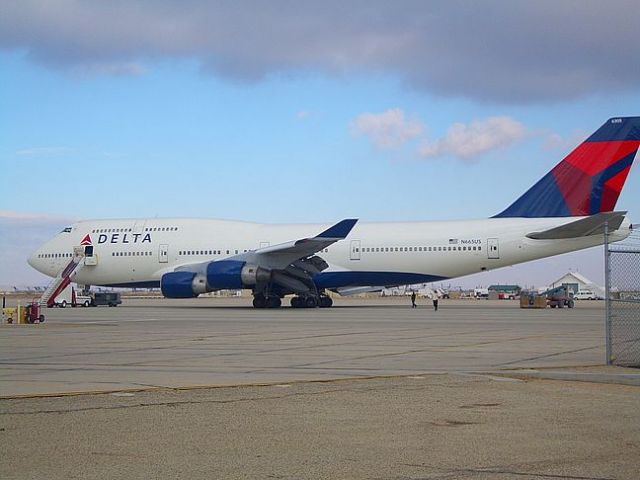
[
  {"left": 52, "top": 285, "right": 92, "bottom": 308},
  {"left": 573, "top": 289, "right": 599, "bottom": 300}
]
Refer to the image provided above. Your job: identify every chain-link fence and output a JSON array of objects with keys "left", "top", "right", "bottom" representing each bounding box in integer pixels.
[{"left": 606, "top": 228, "right": 640, "bottom": 367}]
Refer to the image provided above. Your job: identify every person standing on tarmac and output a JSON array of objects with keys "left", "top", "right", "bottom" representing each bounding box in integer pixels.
[
  {"left": 411, "top": 291, "right": 417, "bottom": 308},
  {"left": 432, "top": 292, "right": 439, "bottom": 311}
]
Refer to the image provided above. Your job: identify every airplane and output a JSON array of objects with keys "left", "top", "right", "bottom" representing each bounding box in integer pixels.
[{"left": 28, "top": 117, "right": 638, "bottom": 308}]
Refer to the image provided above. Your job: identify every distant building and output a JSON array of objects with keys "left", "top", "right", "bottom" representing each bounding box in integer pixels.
[{"left": 546, "top": 272, "right": 604, "bottom": 298}]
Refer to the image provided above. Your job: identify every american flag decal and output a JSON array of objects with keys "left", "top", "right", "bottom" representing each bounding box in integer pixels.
[{"left": 448, "top": 238, "right": 459, "bottom": 244}]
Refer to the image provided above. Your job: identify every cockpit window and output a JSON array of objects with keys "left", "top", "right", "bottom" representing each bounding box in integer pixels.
[{"left": 61, "top": 227, "right": 72, "bottom": 233}]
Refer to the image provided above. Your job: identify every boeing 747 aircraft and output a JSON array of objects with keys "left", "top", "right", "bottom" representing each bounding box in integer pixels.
[{"left": 29, "top": 117, "right": 638, "bottom": 308}]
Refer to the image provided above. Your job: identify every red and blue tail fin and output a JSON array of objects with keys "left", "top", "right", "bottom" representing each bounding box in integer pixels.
[{"left": 495, "top": 117, "right": 640, "bottom": 218}]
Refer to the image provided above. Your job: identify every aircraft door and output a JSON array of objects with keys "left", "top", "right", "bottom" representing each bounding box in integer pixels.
[
  {"left": 159, "top": 244, "right": 169, "bottom": 263},
  {"left": 350, "top": 240, "right": 361, "bottom": 260},
  {"left": 487, "top": 238, "right": 499, "bottom": 259},
  {"left": 133, "top": 220, "right": 146, "bottom": 234}
]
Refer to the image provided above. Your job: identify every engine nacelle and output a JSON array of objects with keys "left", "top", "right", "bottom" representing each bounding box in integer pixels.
[
  {"left": 206, "top": 260, "right": 245, "bottom": 289},
  {"left": 161, "top": 260, "right": 271, "bottom": 298},
  {"left": 161, "top": 271, "right": 199, "bottom": 298},
  {"left": 240, "top": 264, "right": 271, "bottom": 286}
]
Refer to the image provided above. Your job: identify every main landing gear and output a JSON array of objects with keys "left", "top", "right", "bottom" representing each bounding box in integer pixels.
[
  {"left": 290, "top": 295, "right": 333, "bottom": 309},
  {"left": 251, "top": 293, "right": 333, "bottom": 309},
  {"left": 252, "top": 294, "right": 282, "bottom": 309}
]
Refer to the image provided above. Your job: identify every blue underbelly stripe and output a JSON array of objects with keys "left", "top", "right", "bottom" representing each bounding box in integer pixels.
[{"left": 104, "top": 271, "right": 447, "bottom": 290}]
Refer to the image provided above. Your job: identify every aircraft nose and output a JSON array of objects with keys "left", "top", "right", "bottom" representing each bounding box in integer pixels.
[{"left": 27, "top": 250, "right": 39, "bottom": 271}]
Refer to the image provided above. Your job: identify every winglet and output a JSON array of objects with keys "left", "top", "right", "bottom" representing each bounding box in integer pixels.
[{"left": 316, "top": 219, "right": 358, "bottom": 239}]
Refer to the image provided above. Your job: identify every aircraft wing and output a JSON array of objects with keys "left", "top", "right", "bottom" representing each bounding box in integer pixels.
[
  {"left": 233, "top": 218, "right": 358, "bottom": 270},
  {"left": 526, "top": 211, "right": 627, "bottom": 240}
]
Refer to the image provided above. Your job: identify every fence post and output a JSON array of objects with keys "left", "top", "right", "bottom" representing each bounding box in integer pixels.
[{"left": 604, "top": 221, "right": 611, "bottom": 365}]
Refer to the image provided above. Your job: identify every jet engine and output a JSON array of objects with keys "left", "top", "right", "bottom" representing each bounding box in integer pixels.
[{"left": 161, "top": 260, "right": 270, "bottom": 298}]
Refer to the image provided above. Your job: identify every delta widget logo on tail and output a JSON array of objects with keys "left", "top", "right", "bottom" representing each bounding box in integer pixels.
[{"left": 80, "top": 234, "right": 92, "bottom": 246}]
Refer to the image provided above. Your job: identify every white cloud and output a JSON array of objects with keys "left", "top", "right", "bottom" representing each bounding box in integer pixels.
[
  {"left": 419, "top": 117, "right": 526, "bottom": 161},
  {"left": 296, "top": 110, "right": 312, "bottom": 120},
  {"left": 543, "top": 130, "right": 589, "bottom": 154},
  {"left": 0, "top": 210, "right": 76, "bottom": 223},
  {"left": 15, "top": 146, "right": 75, "bottom": 156},
  {"left": 351, "top": 108, "right": 424, "bottom": 149},
  {"left": 2, "top": 2, "right": 639, "bottom": 103},
  {"left": 75, "top": 61, "right": 147, "bottom": 77}
]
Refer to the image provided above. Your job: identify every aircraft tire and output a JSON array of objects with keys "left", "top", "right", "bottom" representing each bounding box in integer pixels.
[
  {"left": 319, "top": 296, "right": 333, "bottom": 308},
  {"left": 305, "top": 297, "right": 318, "bottom": 308},
  {"left": 290, "top": 297, "right": 302, "bottom": 308},
  {"left": 253, "top": 295, "right": 267, "bottom": 309},
  {"left": 267, "top": 297, "right": 281, "bottom": 308}
]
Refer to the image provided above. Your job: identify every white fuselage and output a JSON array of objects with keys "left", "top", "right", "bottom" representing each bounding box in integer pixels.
[{"left": 29, "top": 216, "right": 631, "bottom": 290}]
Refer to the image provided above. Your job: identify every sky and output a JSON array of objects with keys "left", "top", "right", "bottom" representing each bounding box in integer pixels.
[{"left": 1, "top": 1, "right": 639, "bottom": 288}]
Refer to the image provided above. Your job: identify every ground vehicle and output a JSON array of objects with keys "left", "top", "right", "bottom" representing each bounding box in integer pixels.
[
  {"left": 91, "top": 292, "right": 122, "bottom": 307},
  {"left": 52, "top": 286, "right": 93, "bottom": 307},
  {"left": 574, "top": 290, "right": 598, "bottom": 300},
  {"left": 544, "top": 286, "right": 575, "bottom": 308},
  {"left": 76, "top": 294, "right": 93, "bottom": 307},
  {"left": 24, "top": 302, "right": 45, "bottom": 323},
  {"left": 474, "top": 288, "right": 489, "bottom": 299}
]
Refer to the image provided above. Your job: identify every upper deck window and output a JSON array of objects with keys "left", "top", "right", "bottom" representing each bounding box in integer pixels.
[{"left": 61, "top": 227, "right": 72, "bottom": 233}]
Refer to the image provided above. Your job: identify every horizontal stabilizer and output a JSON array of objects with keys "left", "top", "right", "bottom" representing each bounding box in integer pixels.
[{"left": 526, "top": 211, "right": 626, "bottom": 240}]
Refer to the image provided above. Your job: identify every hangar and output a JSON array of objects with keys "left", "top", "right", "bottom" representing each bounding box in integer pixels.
[{"left": 547, "top": 271, "right": 604, "bottom": 298}]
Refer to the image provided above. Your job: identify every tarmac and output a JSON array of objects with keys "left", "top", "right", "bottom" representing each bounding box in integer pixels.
[{"left": 1, "top": 298, "right": 639, "bottom": 479}]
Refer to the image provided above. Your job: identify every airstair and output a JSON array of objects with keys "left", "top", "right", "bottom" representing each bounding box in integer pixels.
[{"left": 39, "top": 253, "right": 85, "bottom": 307}]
